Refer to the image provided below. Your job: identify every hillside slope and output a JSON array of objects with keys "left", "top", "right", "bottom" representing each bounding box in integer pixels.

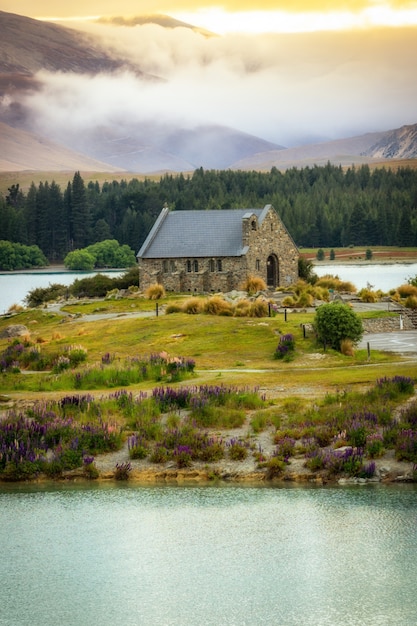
[{"left": 0, "top": 121, "right": 123, "bottom": 172}]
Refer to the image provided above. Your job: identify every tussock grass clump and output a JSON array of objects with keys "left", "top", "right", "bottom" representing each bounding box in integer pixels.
[
  {"left": 316, "top": 275, "right": 356, "bottom": 293},
  {"left": 405, "top": 295, "right": 417, "bottom": 309},
  {"left": 165, "top": 303, "right": 183, "bottom": 314},
  {"left": 182, "top": 297, "right": 204, "bottom": 314},
  {"left": 145, "top": 283, "right": 166, "bottom": 300},
  {"left": 250, "top": 409, "right": 278, "bottom": 433},
  {"left": 7, "top": 303, "right": 24, "bottom": 313},
  {"left": 250, "top": 298, "right": 268, "bottom": 317},
  {"left": 204, "top": 296, "right": 233, "bottom": 316},
  {"left": 358, "top": 288, "right": 379, "bottom": 303},
  {"left": 340, "top": 338, "right": 355, "bottom": 356},
  {"left": 241, "top": 275, "right": 267, "bottom": 295},
  {"left": 191, "top": 405, "right": 246, "bottom": 428},
  {"left": 311, "top": 286, "right": 330, "bottom": 301},
  {"left": 233, "top": 299, "right": 252, "bottom": 317},
  {"left": 396, "top": 284, "right": 417, "bottom": 298},
  {"left": 296, "top": 291, "right": 314, "bottom": 308},
  {"left": 282, "top": 295, "right": 296, "bottom": 307}
]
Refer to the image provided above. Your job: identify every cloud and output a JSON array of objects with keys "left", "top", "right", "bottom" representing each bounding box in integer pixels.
[
  {"left": 23, "top": 21, "right": 417, "bottom": 148},
  {"left": 6, "top": 0, "right": 417, "bottom": 19}
]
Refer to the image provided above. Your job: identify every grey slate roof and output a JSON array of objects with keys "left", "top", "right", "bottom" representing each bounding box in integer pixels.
[{"left": 138, "top": 207, "right": 268, "bottom": 259}]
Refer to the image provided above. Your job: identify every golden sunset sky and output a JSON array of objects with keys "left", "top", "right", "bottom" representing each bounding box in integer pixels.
[
  {"left": 4, "top": 0, "right": 417, "bottom": 33},
  {"left": 3, "top": 1, "right": 417, "bottom": 147}
]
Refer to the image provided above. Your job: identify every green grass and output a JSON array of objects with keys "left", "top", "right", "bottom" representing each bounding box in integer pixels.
[{"left": 0, "top": 304, "right": 414, "bottom": 397}]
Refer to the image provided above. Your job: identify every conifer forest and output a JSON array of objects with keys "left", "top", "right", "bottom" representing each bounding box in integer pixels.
[{"left": 1, "top": 164, "right": 417, "bottom": 263}]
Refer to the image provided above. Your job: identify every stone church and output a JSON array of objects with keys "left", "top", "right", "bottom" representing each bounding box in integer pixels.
[{"left": 137, "top": 204, "right": 299, "bottom": 293}]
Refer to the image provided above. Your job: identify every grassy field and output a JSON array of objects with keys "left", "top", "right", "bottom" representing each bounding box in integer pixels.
[
  {"left": 1, "top": 158, "right": 417, "bottom": 194},
  {"left": 300, "top": 246, "right": 417, "bottom": 263},
  {"left": 0, "top": 171, "right": 163, "bottom": 195},
  {"left": 0, "top": 296, "right": 414, "bottom": 401}
]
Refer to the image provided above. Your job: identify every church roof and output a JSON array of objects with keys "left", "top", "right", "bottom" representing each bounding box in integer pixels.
[{"left": 137, "top": 206, "right": 270, "bottom": 259}]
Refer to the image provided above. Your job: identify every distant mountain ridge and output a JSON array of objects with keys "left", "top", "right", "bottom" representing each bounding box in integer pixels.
[
  {"left": 0, "top": 10, "right": 145, "bottom": 77},
  {"left": 0, "top": 10, "right": 415, "bottom": 173},
  {"left": 363, "top": 124, "right": 417, "bottom": 160}
]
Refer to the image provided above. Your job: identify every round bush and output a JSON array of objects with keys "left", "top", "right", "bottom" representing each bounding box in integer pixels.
[{"left": 314, "top": 301, "right": 363, "bottom": 351}]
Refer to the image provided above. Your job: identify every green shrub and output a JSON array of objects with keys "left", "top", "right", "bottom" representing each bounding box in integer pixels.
[
  {"left": 114, "top": 462, "right": 132, "bottom": 480},
  {"left": 264, "top": 456, "right": 286, "bottom": 478},
  {"left": 150, "top": 445, "right": 169, "bottom": 464},
  {"left": 83, "top": 458, "right": 99, "bottom": 479},
  {"left": 298, "top": 258, "right": 317, "bottom": 284},
  {"left": 228, "top": 440, "right": 248, "bottom": 461},
  {"left": 365, "top": 434, "right": 385, "bottom": 459},
  {"left": 250, "top": 411, "right": 269, "bottom": 433},
  {"left": 113, "top": 266, "right": 140, "bottom": 290},
  {"left": 190, "top": 405, "right": 246, "bottom": 429},
  {"left": 25, "top": 283, "right": 67, "bottom": 307},
  {"left": 70, "top": 274, "right": 115, "bottom": 298},
  {"left": 314, "top": 301, "right": 363, "bottom": 350},
  {"left": 64, "top": 249, "right": 95, "bottom": 271}
]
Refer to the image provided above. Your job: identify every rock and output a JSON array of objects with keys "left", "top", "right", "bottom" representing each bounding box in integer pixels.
[{"left": 0, "top": 324, "right": 29, "bottom": 338}]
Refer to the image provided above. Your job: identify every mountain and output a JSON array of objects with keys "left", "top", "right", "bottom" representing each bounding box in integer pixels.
[
  {"left": 0, "top": 10, "right": 283, "bottom": 172},
  {"left": 0, "top": 10, "right": 415, "bottom": 173},
  {"left": 0, "top": 10, "right": 147, "bottom": 79},
  {"left": 57, "top": 123, "right": 283, "bottom": 172},
  {"left": 229, "top": 125, "right": 417, "bottom": 170},
  {"left": 0, "top": 121, "right": 123, "bottom": 172},
  {"left": 362, "top": 124, "right": 417, "bottom": 160}
]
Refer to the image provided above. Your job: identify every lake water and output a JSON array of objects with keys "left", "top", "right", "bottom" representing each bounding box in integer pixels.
[
  {"left": 0, "top": 483, "right": 416, "bottom": 626},
  {"left": 0, "top": 270, "right": 124, "bottom": 314},
  {"left": 0, "top": 264, "right": 416, "bottom": 314},
  {"left": 314, "top": 263, "right": 417, "bottom": 293}
]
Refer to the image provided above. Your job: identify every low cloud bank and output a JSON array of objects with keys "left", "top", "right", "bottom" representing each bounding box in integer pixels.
[{"left": 23, "top": 22, "right": 417, "bottom": 147}]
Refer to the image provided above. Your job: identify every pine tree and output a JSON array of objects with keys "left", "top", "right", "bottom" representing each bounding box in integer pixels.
[{"left": 70, "top": 172, "right": 90, "bottom": 248}]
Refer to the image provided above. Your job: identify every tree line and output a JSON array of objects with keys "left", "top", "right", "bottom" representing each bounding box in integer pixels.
[{"left": 1, "top": 164, "right": 416, "bottom": 262}]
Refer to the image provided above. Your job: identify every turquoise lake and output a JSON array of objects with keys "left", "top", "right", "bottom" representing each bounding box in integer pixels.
[{"left": 1, "top": 483, "right": 417, "bottom": 626}]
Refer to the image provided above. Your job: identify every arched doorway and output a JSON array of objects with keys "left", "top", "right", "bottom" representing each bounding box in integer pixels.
[{"left": 266, "top": 254, "right": 279, "bottom": 288}]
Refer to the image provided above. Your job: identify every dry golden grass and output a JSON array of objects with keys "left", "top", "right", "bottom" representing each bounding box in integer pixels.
[
  {"left": 316, "top": 275, "right": 356, "bottom": 293},
  {"left": 203, "top": 296, "right": 233, "bottom": 316},
  {"left": 182, "top": 297, "right": 204, "bottom": 314},
  {"left": 250, "top": 298, "right": 269, "bottom": 317},
  {"left": 233, "top": 299, "right": 252, "bottom": 317},
  {"left": 241, "top": 275, "right": 267, "bottom": 295},
  {"left": 397, "top": 284, "right": 417, "bottom": 298},
  {"left": 340, "top": 339, "right": 354, "bottom": 356},
  {"left": 145, "top": 283, "right": 166, "bottom": 300},
  {"left": 405, "top": 295, "right": 417, "bottom": 309},
  {"left": 7, "top": 303, "right": 24, "bottom": 313}
]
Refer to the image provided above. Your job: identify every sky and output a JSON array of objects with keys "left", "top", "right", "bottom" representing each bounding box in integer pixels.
[{"left": 3, "top": 1, "right": 417, "bottom": 147}]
